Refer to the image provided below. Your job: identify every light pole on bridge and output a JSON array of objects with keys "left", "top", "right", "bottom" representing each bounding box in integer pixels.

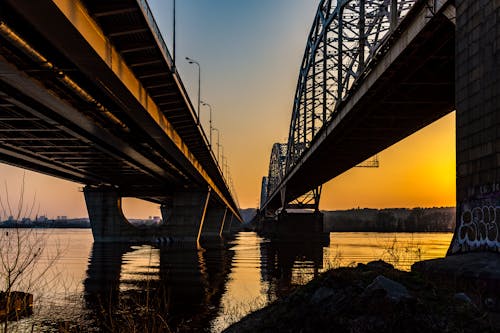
[
  {"left": 185, "top": 57, "right": 201, "bottom": 124},
  {"left": 212, "top": 127, "right": 220, "bottom": 163},
  {"left": 201, "top": 101, "right": 213, "bottom": 147}
]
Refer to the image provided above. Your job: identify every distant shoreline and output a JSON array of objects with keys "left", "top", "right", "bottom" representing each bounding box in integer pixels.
[
  {"left": 323, "top": 207, "right": 455, "bottom": 233},
  {"left": 0, "top": 224, "right": 90, "bottom": 229},
  {"left": 240, "top": 207, "right": 456, "bottom": 233}
]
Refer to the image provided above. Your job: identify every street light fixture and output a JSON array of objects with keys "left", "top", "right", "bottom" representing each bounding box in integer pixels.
[
  {"left": 185, "top": 57, "right": 201, "bottom": 124},
  {"left": 220, "top": 146, "right": 225, "bottom": 174},
  {"left": 201, "top": 101, "right": 212, "bottom": 147},
  {"left": 212, "top": 127, "right": 220, "bottom": 162}
]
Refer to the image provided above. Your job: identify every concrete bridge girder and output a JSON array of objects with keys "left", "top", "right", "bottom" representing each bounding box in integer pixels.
[{"left": 1, "top": 0, "right": 242, "bottom": 226}]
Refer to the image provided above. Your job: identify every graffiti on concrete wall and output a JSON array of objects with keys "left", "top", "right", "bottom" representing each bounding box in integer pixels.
[{"left": 449, "top": 188, "right": 500, "bottom": 254}]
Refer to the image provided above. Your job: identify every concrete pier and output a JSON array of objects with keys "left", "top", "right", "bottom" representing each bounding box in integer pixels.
[
  {"left": 201, "top": 207, "right": 226, "bottom": 238},
  {"left": 165, "top": 190, "right": 211, "bottom": 244},
  {"left": 449, "top": 0, "right": 500, "bottom": 254},
  {"left": 221, "top": 213, "right": 234, "bottom": 235},
  {"left": 255, "top": 210, "right": 326, "bottom": 241},
  {"left": 84, "top": 186, "right": 143, "bottom": 242},
  {"left": 84, "top": 186, "right": 214, "bottom": 244},
  {"left": 160, "top": 202, "right": 172, "bottom": 225}
]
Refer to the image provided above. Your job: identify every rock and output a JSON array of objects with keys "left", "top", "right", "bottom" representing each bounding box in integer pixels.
[
  {"left": 311, "top": 286, "right": 336, "bottom": 304},
  {"left": 454, "top": 292, "right": 472, "bottom": 304},
  {"left": 366, "top": 260, "right": 394, "bottom": 271},
  {"left": 362, "top": 275, "right": 410, "bottom": 302},
  {"left": 484, "top": 297, "right": 496, "bottom": 309}
]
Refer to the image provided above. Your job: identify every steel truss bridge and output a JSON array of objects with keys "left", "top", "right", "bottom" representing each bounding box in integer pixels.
[{"left": 261, "top": 0, "right": 456, "bottom": 212}]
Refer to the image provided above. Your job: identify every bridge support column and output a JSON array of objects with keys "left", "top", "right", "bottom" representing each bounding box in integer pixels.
[
  {"left": 168, "top": 189, "right": 211, "bottom": 244},
  {"left": 83, "top": 186, "right": 140, "bottom": 242},
  {"left": 222, "top": 213, "right": 234, "bottom": 235},
  {"left": 160, "top": 202, "right": 172, "bottom": 225},
  {"left": 449, "top": 0, "right": 500, "bottom": 254},
  {"left": 200, "top": 207, "right": 226, "bottom": 239},
  {"left": 218, "top": 208, "right": 228, "bottom": 237}
]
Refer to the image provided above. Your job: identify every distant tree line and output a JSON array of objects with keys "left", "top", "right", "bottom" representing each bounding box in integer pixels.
[{"left": 323, "top": 207, "right": 455, "bottom": 232}]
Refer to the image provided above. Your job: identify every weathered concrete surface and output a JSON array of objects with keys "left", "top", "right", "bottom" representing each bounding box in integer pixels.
[
  {"left": 252, "top": 212, "right": 327, "bottom": 242},
  {"left": 222, "top": 213, "right": 234, "bottom": 235},
  {"left": 84, "top": 186, "right": 143, "bottom": 242},
  {"left": 450, "top": 0, "right": 500, "bottom": 253},
  {"left": 412, "top": 253, "right": 500, "bottom": 312},
  {"left": 201, "top": 207, "right": 226, "bottom": 238},
  {"left": 84, "top": 186, "right": 212, "bottom": 244}
]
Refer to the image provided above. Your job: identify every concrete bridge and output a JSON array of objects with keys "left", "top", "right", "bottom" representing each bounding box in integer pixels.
[
  {"left": 0, "top": 0, "right": 241, "bottom": 244},
  {"left": 261, "top": 0, "right": 500, "bottom": 254}
]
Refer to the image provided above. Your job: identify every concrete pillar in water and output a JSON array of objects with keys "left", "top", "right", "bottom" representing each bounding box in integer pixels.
[
  {"left": 201, "top": 207, "right": 226, "bottom": 238},
  {"left": 83, "top": 186, "right": 140, "bottom": 242},
  {"left": 222, "top": 212, "right": 234, "bottom": 235},
  {"left": 168, "top": 189, "right": 211, "bottom": 244},
  {"left": 84, "top": 186, "right": 211, "bottom": 244},
  {"left": 160, "top": 201, "right": 172, "bottom": 225},
  {"left": 449, "top": 0, "right": 500, "bottom": 253}
]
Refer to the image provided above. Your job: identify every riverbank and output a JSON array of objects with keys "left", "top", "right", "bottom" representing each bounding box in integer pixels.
[
  {"left": 224, "top": 258, "right": 499, "bottom": 332},
  {"left": 324, "top": 207, "right": 455, "bottom": 232}
]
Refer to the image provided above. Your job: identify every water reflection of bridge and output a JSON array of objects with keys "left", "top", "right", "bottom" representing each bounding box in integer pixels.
[
  {"left": 259, "top": 235, "right": 330, "bottom": 299},
  {"left": 84, "top": 241, "right": 234, "bottom": 331}
]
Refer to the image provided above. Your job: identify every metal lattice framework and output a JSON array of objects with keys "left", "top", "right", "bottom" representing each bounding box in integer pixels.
[
  {"left": 266, "top": 143, "right": 288, "bottom": 198},
  {"left": 264, "top": 0, "right": 417, "bottom": 209},
  {"left": 286, "top": 0, "right": 416, "bottom": 171}
]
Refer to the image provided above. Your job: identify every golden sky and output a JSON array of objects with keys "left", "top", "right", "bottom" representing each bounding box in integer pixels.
[{"left": 0, "top": 0, "right": 456, "bottom": 218}]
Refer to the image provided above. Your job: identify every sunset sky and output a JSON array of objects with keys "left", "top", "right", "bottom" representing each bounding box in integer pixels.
[{"left": 0, "top": 0, "right": 456, "bottom": 219}]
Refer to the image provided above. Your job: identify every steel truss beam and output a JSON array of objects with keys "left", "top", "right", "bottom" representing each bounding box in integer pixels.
[
  {"left": 286, "top": 0, "right": 416, "bottom": 173},
  {"left": 262, "top": 0, "right": 417, "bottom": 210}
]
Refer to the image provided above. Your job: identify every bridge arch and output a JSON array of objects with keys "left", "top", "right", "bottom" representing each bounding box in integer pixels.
[
  {"left": 262, "top": 0, "right": 418, "bottom": 211},
  {"left": 286, "top": 0, "right": 416, "bottom": 171}
]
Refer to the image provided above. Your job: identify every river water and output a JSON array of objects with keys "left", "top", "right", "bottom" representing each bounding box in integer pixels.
[{"left": 7, "top": 229, "right": 452, "bottom": 332}]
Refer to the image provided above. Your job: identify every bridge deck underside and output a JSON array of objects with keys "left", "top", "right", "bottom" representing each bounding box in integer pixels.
[
  {"left": 0, "top": 78, "right": 175, "bottom": 204},
  {"left": 79, "top": 0, "right": 213, "bottom": 161},
  {"left": 271, "top": 13, "right": 455, "bottom": 209},
  {"left": 0, "top": 1, "right": 238, "bottom": 213}
]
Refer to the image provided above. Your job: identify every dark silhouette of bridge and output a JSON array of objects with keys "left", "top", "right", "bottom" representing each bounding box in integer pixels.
[
  {"left": 261, "top": 0, "right": 500, "bottom": 254},
  {"left": 0, "top": 0, "right": 240, "bottom": 244}
]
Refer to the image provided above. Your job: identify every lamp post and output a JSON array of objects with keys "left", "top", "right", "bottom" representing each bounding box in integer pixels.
[
  {"left": 212, "top": 127, "right": 220, "bottom": 162},
  {"left": 185, "top": 57, "right": 201, "bottom": 124},
  {"left": 220, "top": 146, "right": 225, "bottom": 173},
  {"left": 172, "top": 0, "right": 176, "bottom": 71},
  {"left": 223, "top": 157, "right": 228, "bottom": 180},
  {"left": 201, "top": 101, "right": 212, "bottom": 147}
]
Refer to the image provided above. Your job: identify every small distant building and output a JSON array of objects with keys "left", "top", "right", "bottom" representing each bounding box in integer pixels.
[{"left": 36, "top": 215, "right": 48, "bottom": 223}]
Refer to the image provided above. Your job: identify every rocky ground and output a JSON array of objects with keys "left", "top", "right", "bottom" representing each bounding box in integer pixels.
[{"left": 224, "top": 260, "right": 500, "bottom": 333}]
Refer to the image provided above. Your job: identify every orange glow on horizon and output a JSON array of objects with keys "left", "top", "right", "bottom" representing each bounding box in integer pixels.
[{"left": 320, "top": 112, "right": 456, "bottom": 210}]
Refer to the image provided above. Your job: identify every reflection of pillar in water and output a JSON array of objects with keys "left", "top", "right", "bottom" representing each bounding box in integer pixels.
[
  {"left": 259, "top": 236, "right": 329, "bottom": 299},
  {"left": 84, "top": 240, "right": 233, "bottom": 331},
  {"left": 83, "top": 242, "right": 131, "bottom": 306},
  {"left": 157, "top": 242, "right": 233, "bottom": 330}
]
